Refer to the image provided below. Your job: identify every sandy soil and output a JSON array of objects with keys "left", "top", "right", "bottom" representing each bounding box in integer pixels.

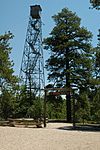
[{"left": 0, "top": 123, "right": 100, "bottom": 150}]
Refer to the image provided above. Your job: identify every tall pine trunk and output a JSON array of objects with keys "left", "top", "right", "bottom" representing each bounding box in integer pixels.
[{"left": 66, "top": 56, "right": 72, "bottom": 122}]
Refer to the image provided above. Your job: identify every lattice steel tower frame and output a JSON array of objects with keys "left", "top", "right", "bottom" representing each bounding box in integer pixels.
[{"left": 20, "top": 5, "right": 45, "bottom": 101}]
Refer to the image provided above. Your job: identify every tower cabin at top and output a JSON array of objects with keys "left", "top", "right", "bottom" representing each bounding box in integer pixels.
[{"left": 30, "top": 5, "right": 42, "bottom": 19}]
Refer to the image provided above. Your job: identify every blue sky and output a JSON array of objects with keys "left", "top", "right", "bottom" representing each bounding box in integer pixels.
[{"left": 0, "top": 0, "right": 100, "bottom": 80}]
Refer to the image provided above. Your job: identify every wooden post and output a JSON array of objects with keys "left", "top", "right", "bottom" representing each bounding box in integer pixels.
[
  {"left": 43, "top": 89, "right": 47, "bottom": 127},
  {"left": 72, "top": 89, "right": 76, "bottom": 129}
]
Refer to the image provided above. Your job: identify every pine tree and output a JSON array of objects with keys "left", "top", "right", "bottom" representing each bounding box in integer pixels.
[
  {"left": 89, "top": 33, "right": 100, "bottom": 123},
  {"left": 44, "top": 8, "right": 93, "bottom": 122},
  {"left": 0, "top": 32, "right": 18, "bottom": 89},
  {"left": 0, "top": 32, "right": 18, "bottom": 119}
]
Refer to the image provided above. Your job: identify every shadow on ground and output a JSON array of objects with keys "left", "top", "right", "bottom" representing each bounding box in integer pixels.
[{"left": 57, "top": 124, "right": 100, "bottom": 132}]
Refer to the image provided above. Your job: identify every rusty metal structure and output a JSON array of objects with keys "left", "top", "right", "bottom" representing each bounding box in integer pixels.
[{"left": 19, "top": 5, "right": 45, "bottom": 102}]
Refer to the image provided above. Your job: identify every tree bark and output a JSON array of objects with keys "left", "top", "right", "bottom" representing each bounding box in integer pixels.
[{"left": 66, "top": 57, "right": 72, "bottom": 122}]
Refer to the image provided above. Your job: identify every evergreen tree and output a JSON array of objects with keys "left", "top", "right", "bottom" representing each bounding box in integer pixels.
[
  {"left": 91, "top": 87, "right": 100, "bottom": 123},
  {"left": 0, "top": 32, "right": 18, "bottom": 89},
  {"left": 44, "top": 8, "right": 93, "bottom": 122},
  {"left": 0, "top": 32, "right": 18, "bottom": 119},
  {"left": 75, "top": 92, "right": 91, "bottom": 123},
  {"left": 89, "top": 34, "right": 100, "bottom": 123}
]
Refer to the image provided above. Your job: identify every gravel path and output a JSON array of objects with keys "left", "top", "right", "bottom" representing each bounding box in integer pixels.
[{"left": 0, "top": 123, "right": 100, "bottom": 150}]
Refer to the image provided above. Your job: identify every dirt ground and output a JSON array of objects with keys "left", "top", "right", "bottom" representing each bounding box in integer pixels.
[{"left": 0, "top": 123, "right": 100, "bottom": 150}]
